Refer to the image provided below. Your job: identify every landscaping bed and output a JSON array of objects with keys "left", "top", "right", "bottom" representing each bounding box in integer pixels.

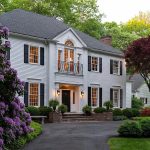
[{"left": 5, "top": 121, "right": 42, "bottom": 150}]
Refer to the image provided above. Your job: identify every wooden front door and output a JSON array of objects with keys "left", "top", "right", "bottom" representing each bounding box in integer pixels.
[{"left": 62, "top": 90, "right": 70, "bottom": 112}]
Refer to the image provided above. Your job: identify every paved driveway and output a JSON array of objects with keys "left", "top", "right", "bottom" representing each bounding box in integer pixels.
[{"left": 23, "top": 121, "right": 122, "bottom": 150}]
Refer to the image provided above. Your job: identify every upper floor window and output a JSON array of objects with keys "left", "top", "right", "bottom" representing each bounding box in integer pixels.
[
  {"left": 113, "top": 60, "right": 119, "bottom": 75},
  {"left": 29, "top": 83, "right": 39, "bottom": 106},
  {"left": 29, "top": 46, "right": 39, "bottom": 64},
  {"left": 91, "top": 57, "right": 98, "bottom": 71},
  {"left": 110, "top": 60, "right": 122, "bottom": 75}
]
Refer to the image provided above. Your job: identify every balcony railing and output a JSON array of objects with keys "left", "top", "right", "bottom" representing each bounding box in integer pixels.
[{"left": 58, "top": 61, "right": 83, "bottom": 75}]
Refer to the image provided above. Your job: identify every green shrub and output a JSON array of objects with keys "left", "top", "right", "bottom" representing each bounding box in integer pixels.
[
  {"left": 94, "top": 107, "right": 106, "bottom": 113},
  {"left": 26, "top": 107, "right": 40, "bottom": 116},
  {"left": 122, "top": 108, "right": 133, "bottom": 118},
  {"left": 58, "top": 104, "right": 67, "bottom": 114},
  {"left": 113, "top": 116, "right": 127, "bottom": 121},
  {"left": 39, "top": 106, "right": 52, "bottom": 117},
  {"left": 140, "top": 119, "right": 150, "bottom": 137},
  {"left": 82, "top": 105, "right": 92, "bottom": 115},
  {"left": 49, "top": 99, "right": 59, "bottom": 111},
  {"left": 132, "top": 108, "right": 140, "bottom": 117},
  {"left": 132, "top": 97, "right": 144, "bottom": 109},
  {"left": 118, "top": 121, "right": 142, "bottom": 137},
  {"left": 104, "top": 101, "right": 113, "bottom": 111},
  {"left": 113, "top": 108, "right": 123, "bottom": 116}
]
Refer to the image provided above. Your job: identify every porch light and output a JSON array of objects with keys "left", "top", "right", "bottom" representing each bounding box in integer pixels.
[
  {"left": 57, "top": 89, "right": 60, "bottom": 96},
  {"left": 81, "top": 91, "right": 84, "bottom": 97}
]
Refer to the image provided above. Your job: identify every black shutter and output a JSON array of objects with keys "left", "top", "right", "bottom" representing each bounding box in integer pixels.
[
  {"left": 40, "top": 83, "right": 44, "bottom": 106},
  {"left": 120, "top": 61, "right": 122, "bottom": 75},
  {"left": 24, "top": 44, "right": 29, "bottom": 63},
  {"left": 110, "top": 60, "right": 113, "bottom": 74},
  {"left": 120, "top": 89, "right": 123, "bottom": 108},
  {"left": 110, "top": 88, "right": 113, "bottom": 102},
  {"left": 99, "top": 88, "right": 102, "bottom": 107},
  {"left": 145, "top": 98, "right": 148, "bottom": 104},
  {"left": 6, "top": 49, "right": 10, "bottom": 60},
  {"left": 24, "top": 82, "right": 29, "bottom": 107},
  {"left": 40, "top": 47, "right": 44, "bottom": 65},
  {"left": 88, "top": 56, "right": 91, "bottom": 71},
  {"left": 99, "top": 57, "right": 102, "bottom": 73},
  {"left": 88, "top": 87, "right": 91, "bottom": 106}
]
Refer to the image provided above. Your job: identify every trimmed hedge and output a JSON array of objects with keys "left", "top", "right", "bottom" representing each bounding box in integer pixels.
[
  {"left": 94, "top": 107, "right": 106, "bottom": 113},
  {"left": 113, "top": 108, "right": 123, "bottom": 116},
  {"left": 5, "top": 121, "right": 42, "bottom": 150}
]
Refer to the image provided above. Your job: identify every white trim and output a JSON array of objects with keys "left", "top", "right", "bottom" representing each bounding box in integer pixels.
[{"left": 53, "top": 28, "right": 87, "bottom": 47}]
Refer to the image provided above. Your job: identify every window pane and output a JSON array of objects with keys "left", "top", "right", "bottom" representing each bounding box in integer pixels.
[
  {"left": 29, "top": 46, "right": 39, "bottom": 63},
  {"left": 113, "top": 89, "right": 119, "bottom": 107},
  {"left": 29, "top": 83, "right": 39, "bottom": 106},
  {"left": 113, "top": 60, "right": 119, "bottom": 74},
  {"left": 58, "top": 50, "right": 62, "bottom": 71},
  {"left": 92, "top": 88, "right": 98, "bottom": 106},
  {"left": 65, "top": 40, "right": 74, "bottom": 47},
  {"left": 92, "top": 57, "right": 98, "bottom": 71}
]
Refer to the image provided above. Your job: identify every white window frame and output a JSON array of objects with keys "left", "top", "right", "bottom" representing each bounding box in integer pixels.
[
  {"left": 29, "top": 45, "right": 40, "bottom": 65},
  {"left": 91, "top": 56, "right": 99, "bottom": 72},
  {"left": 113, "top": 60, "right": 120, "bottom": 75},
  {"left": 28, "top": 82, "right": 40, "bottom": 107},
  {"left": 91, "top": 87, "right": 98, "bottom": 107},
  {"left": 112, "top": 88, "right": 120, "bottom": 108}
]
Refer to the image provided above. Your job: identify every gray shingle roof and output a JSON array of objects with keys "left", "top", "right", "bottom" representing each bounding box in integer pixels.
[
  {"left": 0, "top": 9, "right": 123, "bottom": 55},
  {"left": 128, "top": 74, "right": 144, "bottom": 92}
]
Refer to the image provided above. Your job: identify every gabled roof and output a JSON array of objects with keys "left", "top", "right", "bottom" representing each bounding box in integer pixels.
[
  {"left": 127, "top": 74, "right": 144, "bottom": 92},
  {"left": 0, "top": 9, "right": 123, "bottom": 56}
]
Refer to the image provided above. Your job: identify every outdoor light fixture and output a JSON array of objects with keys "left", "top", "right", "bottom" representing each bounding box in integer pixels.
[
  {"left": 81, "top": 91, "right": 84, "bottom": 97},
  {"left": 57, "top": 89, "right": 60, "bottom": 96}
]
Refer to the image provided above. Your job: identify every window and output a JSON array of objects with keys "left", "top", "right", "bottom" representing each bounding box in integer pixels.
[
  {"left": 29, "top": 46, "right": 39, "bottom": 64},
  {"left": 91, "top": 88, "right": 98, "bottom": 107},
  {"left": 113, "top": 89, "right": 119, "bottom": 107},
  {"left": 113, "top": 60, "right": 119, "bottom": 75},
  {"left": 29, "top": 83, "right": 39, "bottom": 106},
  {"left": 58, "top": 50, "right": 62, "bottom": 71},
  {"left": 91, "top": 57, "right": 98, "bottom": 71},
  {"left": 65, "top": 40, "right": 74, "bottom": 47},
  {"left": 140, "top": 97, "right": 148, "bottom": 104}
]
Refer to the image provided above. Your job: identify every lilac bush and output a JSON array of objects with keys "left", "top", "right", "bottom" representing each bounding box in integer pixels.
[{"left": 0, "top": 26, "right": 32, "bottom": 149}]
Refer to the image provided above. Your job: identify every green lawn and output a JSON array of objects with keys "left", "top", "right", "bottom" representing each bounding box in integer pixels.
[{"left": 108, "top": 138, "right": 150, "bottom": 150}]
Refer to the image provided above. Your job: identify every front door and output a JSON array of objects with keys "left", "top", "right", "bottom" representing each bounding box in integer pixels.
[{"left": 62, "top": 90, "right": 70, "bottom": 112}]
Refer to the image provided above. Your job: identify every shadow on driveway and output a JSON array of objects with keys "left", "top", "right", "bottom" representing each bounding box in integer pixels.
[{"left": 23, "top": 121, "right": 122, "bottom": 150}]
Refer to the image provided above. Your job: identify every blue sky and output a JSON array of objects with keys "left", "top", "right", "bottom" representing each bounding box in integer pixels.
[{"left": 97, "top": 0, "right": 150, "bottom": 23}]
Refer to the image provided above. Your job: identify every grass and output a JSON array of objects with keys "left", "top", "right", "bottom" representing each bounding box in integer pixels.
[
  {"left": 5, "top": 121, "right": 42, "bottom": 150},
  {"left": 133, "top": 117, "right": 150, "bottom": 121},
  {"left": 108, "top": 138, "right": 150, "bottom": 150}
]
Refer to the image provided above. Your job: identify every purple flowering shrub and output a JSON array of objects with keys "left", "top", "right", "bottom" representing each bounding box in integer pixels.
[{"left": 0, "top": 26, "right": 32, "bottom": 150}]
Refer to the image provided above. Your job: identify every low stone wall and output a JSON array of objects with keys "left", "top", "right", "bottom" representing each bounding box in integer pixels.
[
  {"left": 49, "top": 112, "right": 62, "bottom": 123},
  {"left": 92, "top": 112, "right": 113, "bottom": 121}
]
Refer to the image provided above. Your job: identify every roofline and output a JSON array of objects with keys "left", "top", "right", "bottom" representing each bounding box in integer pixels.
[
  {"left": 84, "top": 47, "right": 124, "bottom": 58},
  {"left": 53, "top": 28, "right": 87, "bottom": 47}
]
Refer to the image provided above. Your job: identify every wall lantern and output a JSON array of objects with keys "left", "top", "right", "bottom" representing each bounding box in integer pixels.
[
  {"left": 81, "top": 91, "right": 84, "bottom": 97},
  {"left": 57, "top": 89, "right": 60, "bottom": 96}
]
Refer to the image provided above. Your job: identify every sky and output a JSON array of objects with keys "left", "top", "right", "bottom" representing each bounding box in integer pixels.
[{"left": 97, "top": 0, "right": 150, "bottom": 23}]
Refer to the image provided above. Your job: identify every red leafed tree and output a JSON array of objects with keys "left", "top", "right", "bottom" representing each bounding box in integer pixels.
[{"left": 125, "top": 36, "right": 150, "bottom": 92}]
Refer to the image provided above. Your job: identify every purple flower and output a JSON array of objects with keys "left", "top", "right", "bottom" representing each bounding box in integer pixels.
[
  {"left": 0, "top": 127, "right": 3, "bottom": 135},
  {"left": 4, "top": 117, "right": 15, "bottom": 126},
  {"left": 2, "top": 26, "right": 9, "bottom": 36},
  {"left": 0, "top": 139, "right": 3, "bottom": 147},
  {"left": 0, "top": 75, "right": 4, "bottom": 81},
  {"left": 0, "top": 102, "right": 5, "bottom": 109},
  {"left": 5, "top": 41, "right": 11, "bottom": 48}
]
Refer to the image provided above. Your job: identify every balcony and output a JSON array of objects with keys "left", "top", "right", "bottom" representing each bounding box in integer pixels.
[{"left": 57, "top": 61, "right": 83, "bottom": 75}]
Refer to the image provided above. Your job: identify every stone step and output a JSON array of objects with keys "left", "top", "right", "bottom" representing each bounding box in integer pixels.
[
  {"left": 62, "top": 118, "right": 96, "bottom": 122},
  {"left": 63, "top": 115, "right": 92, "bottom": 118}
]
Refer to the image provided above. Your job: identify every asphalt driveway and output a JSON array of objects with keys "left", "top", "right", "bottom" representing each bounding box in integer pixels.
[{"left": 23, "top": 121, "right": 122, "bottom": 150}]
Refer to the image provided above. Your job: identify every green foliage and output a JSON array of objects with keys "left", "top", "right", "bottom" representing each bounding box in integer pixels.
[
  {"left": 103, "top": 101, "right": 113, "bottom": 111},
  {"left": 132, "top": 97, "right": 144, "bottom": 109},
  {"left": 58, "top": 104, "right": 67, "bottom": 114},
  {"left": 82, "top": 105, "right": 92, "bottom": 115},
  {"left": 140, "top": 119, "right": 150, "bottom": 137},
  {"left": 122, "top": 108, "right": 133, "bottom": 118},
  {"left": 25, "top": 106, "right": 40, "bottom": 116},
  {"left": 118, "top": 121, "right": 142, "bottom": 137},
  {"left": 132, "top": 108, "right": 140, "bottom": 117},
  {"left": 49, "top": 99, "right": 59, "bottom": 111},
  {"left": 94, "top": 107, "right": 106, "bottom": 113},
  {"left": 113, "top": 108, "right": 123, "bottom": 116},
  {"left": 38, "top": 106, "right": 52, "bottom": 117},
  {"left": 5, "top": 121, "right": 42, "bottom": 150}
]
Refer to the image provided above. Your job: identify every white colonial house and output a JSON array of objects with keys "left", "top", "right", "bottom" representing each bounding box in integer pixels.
[
  {"left": 0, "top": 9, "right": 127, "bottom": 112},
  {"left": 126, "top": 74, "right": 150, "bottom": 106}
]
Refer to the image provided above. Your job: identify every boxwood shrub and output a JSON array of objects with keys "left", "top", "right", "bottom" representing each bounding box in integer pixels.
[
  {"left": 26, "top": 107, "right": 40, "bottom": 116},
  {"left": 39, "top": 106, "right": 52, "bottom": 117},
  {"left": 118, "top": 121, "right": 142, "bottom": 137},
  {"left": 140, "top": 119, "right": 150, "bottom": 137},
  {"left": 94, "top": 107, "right": 106, "bottom": 113},
  {"left": 113, "top": 108, "right": 123, "bottom": 116}
]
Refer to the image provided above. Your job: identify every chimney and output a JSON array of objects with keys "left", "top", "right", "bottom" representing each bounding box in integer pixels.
[{"left": 100, "top": 35, "right": 112, "bottom": 46}]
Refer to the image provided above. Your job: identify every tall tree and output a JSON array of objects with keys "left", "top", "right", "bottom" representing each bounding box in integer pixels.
[{"left": 125, "top": 37, "right": 150, "bottom": 91}]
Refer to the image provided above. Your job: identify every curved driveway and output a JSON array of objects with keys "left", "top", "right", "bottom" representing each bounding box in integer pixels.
[{"left": 23, "top": 121, "right": 122, "bottom": 150}]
